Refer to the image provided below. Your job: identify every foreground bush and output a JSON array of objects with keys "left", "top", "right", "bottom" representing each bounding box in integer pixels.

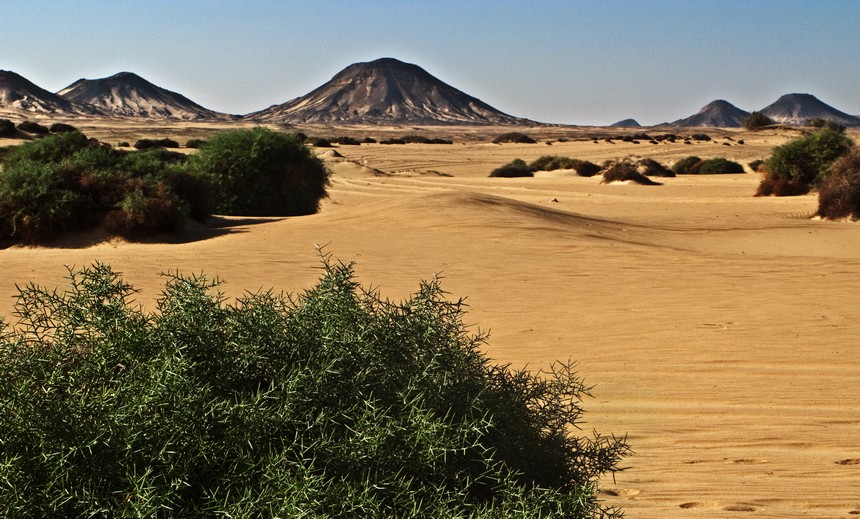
[
  {"left": 817, "top": 148, "right": 860, "bottom": 220},
  {"left": 0, "top": 259, "right": 628, "bottom": 517},
  {"left": 489, "top": 158, "right": 532, "bottom": 177},
  {"left": 189, "top": 127, "right": 329, "bottom": 216},
  {"left": 756, "top": 129, "right": 854, "bottom": 196}
]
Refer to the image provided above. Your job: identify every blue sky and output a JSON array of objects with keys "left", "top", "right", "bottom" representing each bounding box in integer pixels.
[{"left": 2, "top": 0, "right": 859, "bottom": 125}]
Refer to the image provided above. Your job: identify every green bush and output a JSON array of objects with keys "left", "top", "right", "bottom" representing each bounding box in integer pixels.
[
  {"left": 527, "top": 155, "right": 601, "bottom": 177},
  {"left": 489, "top": 158, "right": 533, "bottom": 178},
  {"left": 0, "top": 119, "right": 16, "bottom": 138},
  {"left": 671, "top": 156, "right": 702, "bottom": 175},
  {"left": 16, "top": 120, "right": 50, "bottom": 135},
  {"left": 492, "top": 132, "right": 537, "bottom": 144},
  {"left": 756, "top": 129, "right": 854, "bottom": 196},
  {"left": 49, "top": 122, "right": 78, "bottom": 134},
  {"left": 0, "top": 259, "right": 628, "bottom": 517},
  {"left": 743, "top": 112, "right": 774, "bottom": 130},
  {"left": 188, "top": 127, "right": 329, "bottom": 216},
  {"left": 0, "top": 132, "right": 209, "bottom": 245},
  {"left": 696, "top": 158, "right": 745, "bottom": 175},
  {"left": 134, "top": 138, "right": 180, "bottom": 150},
  {"left": 748, "top": 159, "right": 765, "bottom": 172},
  {"left": 817, "top": 148, "right": 860, "bottom": 220}
]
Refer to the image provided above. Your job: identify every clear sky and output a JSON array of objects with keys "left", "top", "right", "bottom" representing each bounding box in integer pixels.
[{"left": 2, "top": 0, "right": 859, "bottom": 126}]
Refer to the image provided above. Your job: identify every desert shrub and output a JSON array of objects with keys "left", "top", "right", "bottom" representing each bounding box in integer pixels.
[
  {"left": 0, "top": 259, "right": 628, "bottom": 517},
  {"left": 489, "top": 158, "right": 532, "bottom": 178},
  {"left": 600, "top": 161, "right": 662, "bottom": 185},
  {"left": 671, "top": 156, "right": 702, "bottom": 175},
  {"left": 0, "top": 119, "right": 15, "bottom": 137},
  {"left": 637, "top": 158, "right": 674, "bottom": 177},
  {"left": 117, "top": 141, "right": 130, "bottom": 148},
  {"left": 379, "top": 138, "right": 406, "bottom": 145},
  {"left": 310, "top": 137, "right": 332, "bottom": 147},
  {"left": 401, "top": 135, "right": 453, "bottom": 144},
  {"left": 816, "top": 148, "right": 860, "bottom": 220},
  {"left": 362, "top": 137, "right": 377, "bottom": 144},
  {"left": 757, "top": 128, "right": 854, "bottom": 196},
  {"left": 134, "top": 138, "right": 179, "bottom": 150},
  {"left": 0, "top": 132, "right": 208, "bottom": 245},
  {"left": 329, "top": 136, "right": 360, "bottom": 145},
  {"left": 185, "top": 138, "right": 207, "bottom": 149},
  {"left": 748, "top": 159, "right": 765, "bottom": 172},
  {"left": 689, "top": 133, "right": 711, "bottom": 141},
  {"left": 743, "top": 112, "right": 774, "bottom": 130},
  {"left": 492, "top": 132, "right": 537, "bottom": 144},
  {"left": 49, "top": 122, "right": 78, "bottom": 134},
  {"left": 807, "top": 117, "right": 846, "bottom": 133},
  {"left": 16, "top": 120, "right": 50, "bottom": 135},
  {"left": 527, "top": 155, "right": 602, "bottom": 177},
  {"left": 188, "top": 126, "right": 329, "bottom": 216},
  {"left": 653, "top": 134, "right": 677, "bottom": 142},
  {"left": 696, "top": 158, "right": 745, "bottom": 175}
]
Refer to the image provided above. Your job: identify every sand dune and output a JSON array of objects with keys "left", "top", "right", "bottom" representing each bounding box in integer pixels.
[{"left": 2, "top": 130, "right": 860, "bottom": 517}]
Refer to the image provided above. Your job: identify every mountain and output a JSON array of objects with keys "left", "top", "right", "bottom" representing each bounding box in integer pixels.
[
  {"left": 58, "top": 72, "right": 225, "bottom": 120},
  {"left": 672, "top": 100, "right": 750, "bottom": 127},
  {"left": 610, "top": 118, "right": 641, "bottom": 127},
  {"left": 758, "top": 93, "right": 860, "bottom": 126},
  {"left": 0, "top": 70, "right": 101, "bottom": 115},
  {"left": 247, "top": 57, "right": 534, "bottom": 125}
]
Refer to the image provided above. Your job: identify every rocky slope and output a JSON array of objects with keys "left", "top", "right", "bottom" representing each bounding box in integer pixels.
[
  {"left": 672, "top": 100, "right": 750, "bottom": 127},
  {"left": 758, "top": 93, "right": 860, "bottom": 126},
  {"left": 0, "top": 70, "right": 101, "bottom": 115}
]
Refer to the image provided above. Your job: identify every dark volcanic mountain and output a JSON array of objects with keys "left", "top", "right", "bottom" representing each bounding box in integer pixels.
[
  {"left": 758, "top": 93, "right": 860, "bottom": 126},
  {"left": 58, "top": 72, "right": 224, "bottom": 120},
  {"left": 0, "top": 70, "right": 101, "bottom": 115},
  {"left": 672, "top": 100, "right": 750, "bottom": 127},
  {"left": 247, "top": 58, "right": 534, "bottom": 125},
  {"left": 610, "top": 118, "right": 641, "bottom": 127}
]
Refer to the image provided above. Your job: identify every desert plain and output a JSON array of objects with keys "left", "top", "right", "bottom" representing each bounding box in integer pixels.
[{"left": 2, "top": 121, "right": 860, "bottom": 518}]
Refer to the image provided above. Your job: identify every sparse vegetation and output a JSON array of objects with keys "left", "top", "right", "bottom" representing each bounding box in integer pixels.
[
  {"left": 492, "top": 132, "right": 537, "bottom": 144},
  {"left": 0, "top": 258, "right": 628, "bottom": 517},
  {"left": 17, "top": 120, "right": 50, "bottom": 135},
  {"left": 188, "top": 126, "right": 329, "bottom": 216},
  {"left": 816, "top": 148, "right": 860, "bottom": 220},
  {"left": 134, "top": 138, "right": 180, "bottom": 150},
  {"left": 756, "top": 128, "right": 854, "bottom": 196},
  {"left": 489, "top": 158, "right": 532, "bottom": 178},
  {"left": 743, "top": 112, "right": 774, "bottom": 130}
]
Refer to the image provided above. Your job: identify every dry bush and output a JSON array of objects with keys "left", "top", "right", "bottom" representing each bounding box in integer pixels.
[
  {"left": 600, "top": 161, "right": 662, "bottom": 185},
  {"left": 817, "top": 148, "right": 860, "bottom": 219}
]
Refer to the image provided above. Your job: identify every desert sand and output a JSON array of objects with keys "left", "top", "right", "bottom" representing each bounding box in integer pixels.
[{"left": 2, "top": 123, "right": 859, "bottom": 517}]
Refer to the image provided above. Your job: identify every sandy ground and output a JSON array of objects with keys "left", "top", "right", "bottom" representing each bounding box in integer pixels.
[{"left": 2, "top": 123, "right": 860, "bottom": 517}]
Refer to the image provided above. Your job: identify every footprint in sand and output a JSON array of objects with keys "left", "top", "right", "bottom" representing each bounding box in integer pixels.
[
  {"left": 733, "top": 458, "right": 767, "bottom": 464},
  {"left": 724, "top": 504, "right": 756, "bottom": 512},
  {"left": 602, "top": 488, "right": 640, "bottom": 498}
]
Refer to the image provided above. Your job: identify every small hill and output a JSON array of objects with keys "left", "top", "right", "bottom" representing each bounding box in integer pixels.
[
  {"left": 672, "top": 100, "right": 750, "bottom": 127},
  {"left": 0, "top": 70, "right": 101, "bottom": 115},
  {"left": 246, "top": 57, "right": 535, "bottom": 125},
  {"left": 58, "top": 72, "right": 226, "bottom": 120},
  {"left": 610, "top": 118, "right": 641, "bottom": 127},
  {"left": 758, "top": 93, "right": 860, "bottom": 126}
]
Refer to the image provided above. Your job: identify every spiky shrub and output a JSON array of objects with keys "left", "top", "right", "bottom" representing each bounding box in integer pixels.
[
  {"left": 188, "top": 127, "right": 329, "bottom": 216},
  {"left": 0, "top": 258, "right": 628, "bottom": 517},
  {"left": 756, "top": 129, "right": 854, "bottom": 196},
  {"left": 489, "top": 159, "right": 533, "bottom": 178},
  {"left": 817, "top": 148, "right": 860, "bottom": 220}
]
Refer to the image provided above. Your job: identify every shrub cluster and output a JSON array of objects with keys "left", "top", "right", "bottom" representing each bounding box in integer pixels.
[
  {"left": 756, "top": 128, "right": 854, "bottom": 196},
  {"left": 817, "top": 148, "right": 860, "bottom": 220},
  {"left": 187, "top": 126, "right": 329, "bottom": 216},
  {"left": 600, "top": 160, "right": 662, "bottom": 185},
  {"left": 329, "top": 136, "right": 361, "bottom": 145},
  {"left": 49, "top": 122, "right": 78, "bottom": 134},
  {"left": 807, "top": 117, "right": 846, "bottom": 133},
  {"left": 489, "top": 158, "right": 532, "bottom": 177},
  {"left": 134, "top": 138, "right": 179, "bottom": 150},
  {"left": 0, "top": 132, "right": 208, "bottom": 244},
  {"left": 673, "top": 156, "right": 744, "bottom": 175},
  {"left": 527, "top": 155, "right": 601, "bottom": 176},
  {"left": 0, "top": 259, "right": 628, "bottom": 517},
  {"left": 492, "top": 132, "right": 537, "bottom": 144},
  {"left": 17, "top": 120, "right": 50, "bottom": 135}
]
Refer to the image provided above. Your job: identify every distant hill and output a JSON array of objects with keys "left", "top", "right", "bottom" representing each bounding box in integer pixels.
[
  {"left": 246, "top": 57, "right": 535, "bottom": 125},
  {"left": 672, "top": 100, "right": 750, "bottom": 127},
  {"left": 610, "top": 118, "right": 641, "bottom": 127},
  {"left": 0, "top": 70, "right": 101, "bottom": 115},
  {"left": 58, "top": 72, "right": 226, "bottom": 120},
  {"left": 758, "top": 93, "right": 860, "bottom": 126}
]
